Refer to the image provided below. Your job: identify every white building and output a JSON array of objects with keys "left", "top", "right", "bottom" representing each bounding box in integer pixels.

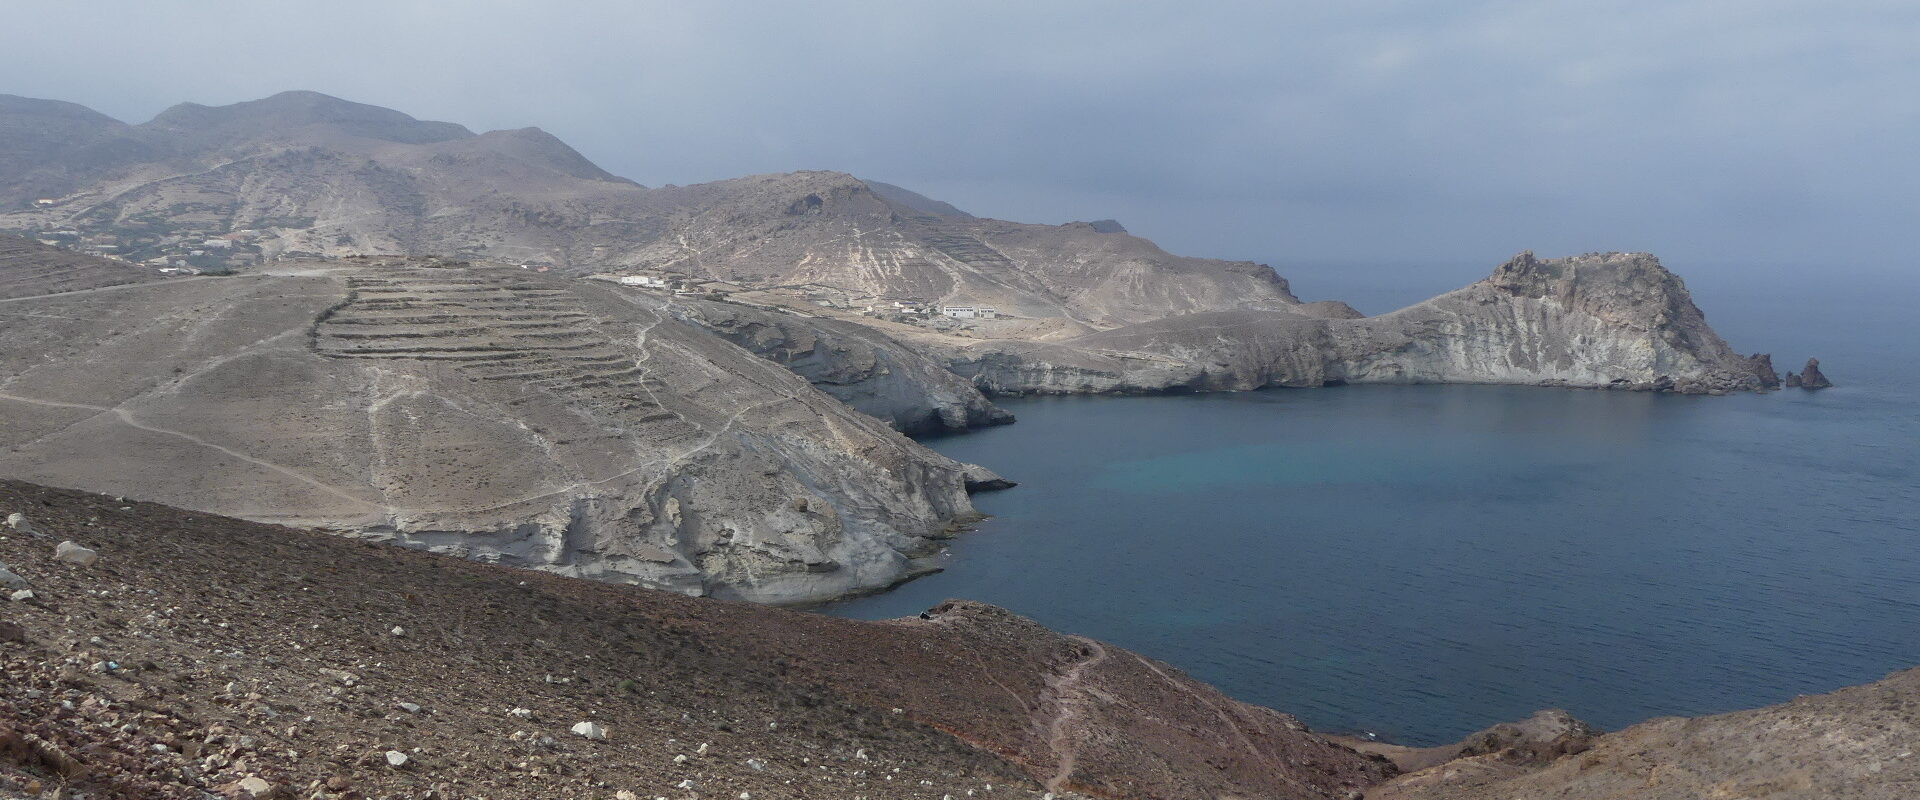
[
  {"left": 618, "top": 275, "right": 669, "bottom": 288},
  {"left": 940, "top": 305, "right": 998, "bottom": 320}
]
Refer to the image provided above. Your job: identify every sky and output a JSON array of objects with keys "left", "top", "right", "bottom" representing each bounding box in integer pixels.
[{"left": 3, "top": 1, "right": 1916, "bottom": 274}]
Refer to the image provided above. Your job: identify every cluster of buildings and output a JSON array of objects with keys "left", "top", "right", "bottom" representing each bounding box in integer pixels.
[{"left": 27, "top": 226, "right": 264, "bottom": 273}]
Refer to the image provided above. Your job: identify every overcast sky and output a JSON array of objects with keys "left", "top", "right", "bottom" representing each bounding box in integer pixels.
[{"left": 4, "top": 1, "right": 1915, "bottom": 273}]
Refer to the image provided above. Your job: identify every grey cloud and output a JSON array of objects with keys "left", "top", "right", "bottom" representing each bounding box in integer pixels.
[{"left": 1, "top": 0, "right": 1913, "bottom": 267}]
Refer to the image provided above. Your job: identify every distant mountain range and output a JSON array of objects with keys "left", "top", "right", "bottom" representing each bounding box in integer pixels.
[{"left": 0, "top": 90, "right": 1299, "bottom": 330}]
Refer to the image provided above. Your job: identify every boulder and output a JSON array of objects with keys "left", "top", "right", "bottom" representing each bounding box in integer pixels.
[
  {"left": 0, "top": 562, "right": 27, "bottom": 590},
  {"left": 4, "top": 512, "right": 33, "bottom": 534},
  {"left": 571, "top": 721, "right": 607, "bottom": 740},
  {"left": 53, "top": 540, "right": 98, "bottom": 566},
  {"left": 961, "top": 464, "right": 1018, "bottom": 493}
]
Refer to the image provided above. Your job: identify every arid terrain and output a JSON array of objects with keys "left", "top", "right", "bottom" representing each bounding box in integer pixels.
[{"left": 0, "top": 479, "right": 1391, "bottom": 800}]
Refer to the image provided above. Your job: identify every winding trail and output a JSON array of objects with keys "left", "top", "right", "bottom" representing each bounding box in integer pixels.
[{"left": 1039, "top": 635, "right": 1110, "bottom": 793}]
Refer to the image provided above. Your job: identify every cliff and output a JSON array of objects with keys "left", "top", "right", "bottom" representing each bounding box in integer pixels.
[{"left": 672, "top": 296, "right": 1014, "bottom": 434}]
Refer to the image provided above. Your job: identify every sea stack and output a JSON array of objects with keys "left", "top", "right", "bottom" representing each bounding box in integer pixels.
[
  {"left": 1747, "top": 353, "right": 1781, "bottom": 389},
  {"left": 1798, "top": 358, "right": 1833, "bottom": 389}
]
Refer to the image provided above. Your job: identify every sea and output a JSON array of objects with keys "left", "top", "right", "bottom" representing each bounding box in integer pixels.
[{"left": 820, "top": 259, "right": 1920, "bottom": 746}]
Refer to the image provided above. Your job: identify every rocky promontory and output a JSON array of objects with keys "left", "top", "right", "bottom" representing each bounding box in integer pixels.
[
  {"left": 940, "top": 252, "right": 1770, "bottom": 396},
  {"left": 0, "top": 247, "right": 986, "bottom": 606}
]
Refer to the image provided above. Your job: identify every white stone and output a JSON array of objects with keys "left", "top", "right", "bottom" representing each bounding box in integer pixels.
[
  {"left": 238, "top": 776, "right": 273, "bottom": 795},
  {"left": 54, "top": 541, "right": 99, "bottom": 566},
  {"left": 385, "top": 750, "right": 409, "bottom": 767},
  {"left": 570, "top": 721, "right": 607, "bottom": 740},
  {"left": 9, "top": 589, "right": 32, "bottom": 602},
  {"left": 390, "top": 625, "right": 406, "bottom": 637},
  {"left": 397, "top": 702, "right": 421, "bottom": 713},
  {"left": 508, "top": 707, "right": 534, "bottom": 720},
  {"left": 5, "top": 513, "right": 32, "bottom": 533}
]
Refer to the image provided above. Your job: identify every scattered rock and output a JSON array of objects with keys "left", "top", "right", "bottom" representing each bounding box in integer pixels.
[
  {"left": 0, "top": 561, "right": 27, "bottom": 590},
  {"left": 9, "top": 589, "right": 33, "bottom": 602},
  {"left": 4, "top": 512, "right": 33, "bottom": 534},
  {"left": 396, "top": 702, "right": 422, "bottom": 714},
  {"left": 570, "top": 721, "right": 607, "bottom": 740},
  {"left": 53, "top": 540, "right": 99, "bottom": 566},
  {"left": 0, "top": 619, "right": 25, "bottom": 643},
  {"left": 390, "top": 625, "right": 406, "bottom": 637},
  {"left": 385, "top": 749, "right": 410, "bottom": 767}
]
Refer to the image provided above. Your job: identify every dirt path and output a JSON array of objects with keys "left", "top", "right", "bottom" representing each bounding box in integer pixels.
[{"left": 1040, "top": 635, "right": 1110, "bottom": 793}]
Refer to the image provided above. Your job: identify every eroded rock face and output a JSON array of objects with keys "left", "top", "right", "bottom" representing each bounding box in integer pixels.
[
  {"left": 943, "top": 252, "right": 1766, "bottom": 396},
  {"left": 671, "top": 297, "right": 1013, "bottom": 434},
  {"left": 0, "top": 256, "right": 980, "bottom": 604}
]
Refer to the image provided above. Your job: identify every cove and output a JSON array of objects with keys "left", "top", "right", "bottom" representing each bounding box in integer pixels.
[{"left": 821, "top": 383, "right": 1920, "bottom": 745}]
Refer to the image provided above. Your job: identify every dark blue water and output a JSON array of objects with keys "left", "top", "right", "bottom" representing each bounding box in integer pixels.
[{"left": 823, "top": 264, "right": 1919, "bottom": 746}]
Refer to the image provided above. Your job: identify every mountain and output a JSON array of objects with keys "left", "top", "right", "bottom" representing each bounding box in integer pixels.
[
  {"left": 0, "top": 92, "right": 1301, "bottom": 329},
  {"left": 0, "top": 478, "right": 1393, "bottom": 799},
  {"left": 0, "top": 240, "right": 997, "bottom": 605}
]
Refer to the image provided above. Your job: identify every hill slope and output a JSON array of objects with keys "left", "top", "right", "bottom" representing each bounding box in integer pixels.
[
  {"left": 0, "top": 479, "right": 1392, "bottom": 799},
  {"left": 0, "top": 243, "right": 991, "bottom": 605}
]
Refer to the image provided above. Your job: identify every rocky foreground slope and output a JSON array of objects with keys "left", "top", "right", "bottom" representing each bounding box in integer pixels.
[
  {"left": 1365, "top": 673, "right": 1920, "bottom": 799},
  {"left": 0, "top": 480, "right": 1391, "bottom": 800},
  {"left": 0, "top": 245, "right": 999, "bottom": 606}
]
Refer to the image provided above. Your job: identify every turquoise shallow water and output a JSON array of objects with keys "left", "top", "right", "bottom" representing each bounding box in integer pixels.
[{"left": 820, "top": 266, "right": 1920, "bottom": 745}]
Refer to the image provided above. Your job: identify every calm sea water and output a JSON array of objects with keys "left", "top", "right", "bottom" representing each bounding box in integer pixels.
[{"left": 822, "top": 263, "right": 1919, "bottom": 746}]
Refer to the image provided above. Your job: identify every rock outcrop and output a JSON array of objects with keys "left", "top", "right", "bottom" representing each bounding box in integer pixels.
[
  {"left": 0, "top": 249, "right": 984, "bottom": 605},
  {"left": 1791, "top": 357, "right": 1834, "bottom": 389},
  {"left": 671, "top": 296, "right": 1013, "bottom": 434},
  {"left": 942, "top": 252, "right": 1767, "bottom": 396},
  {"left": 1370, "top": 668, "right": 1920, "bottom": 800}
]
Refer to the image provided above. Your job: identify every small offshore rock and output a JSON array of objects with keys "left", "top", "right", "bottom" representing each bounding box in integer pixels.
[
  {"left": 54, "top": 540, "right": 100, "bottom": 566},
  {"left": 570, "top": 721, "right": 607, "bottom": 740},
  {"left": 1799, "top": 357, "right": 1833, "bottom": 389}
]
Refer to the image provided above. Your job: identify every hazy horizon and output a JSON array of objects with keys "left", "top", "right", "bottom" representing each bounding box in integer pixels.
[{"left": 4, "top": 1, "right": 1915, "bottom": 271}]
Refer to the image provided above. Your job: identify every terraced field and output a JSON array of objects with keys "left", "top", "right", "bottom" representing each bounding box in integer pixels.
[{"left": 0, "top": 234, "right": 166, "bottom": 300}]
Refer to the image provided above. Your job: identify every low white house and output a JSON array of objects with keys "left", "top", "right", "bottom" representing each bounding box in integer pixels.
[
  {"left": 940, "top": 305, "right": 998, "bottom": 320},
  {"left": 618, "top": 275, "right": 669, "bottom": 288}
]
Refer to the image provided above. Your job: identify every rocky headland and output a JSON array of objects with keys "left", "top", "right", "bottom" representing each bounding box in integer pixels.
[
  {"left": 0, "top": 244, "right": 1000, "bottom": 606},
  {"left": 934, "top": 251, "right": 1775, "bottom": 396}
]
